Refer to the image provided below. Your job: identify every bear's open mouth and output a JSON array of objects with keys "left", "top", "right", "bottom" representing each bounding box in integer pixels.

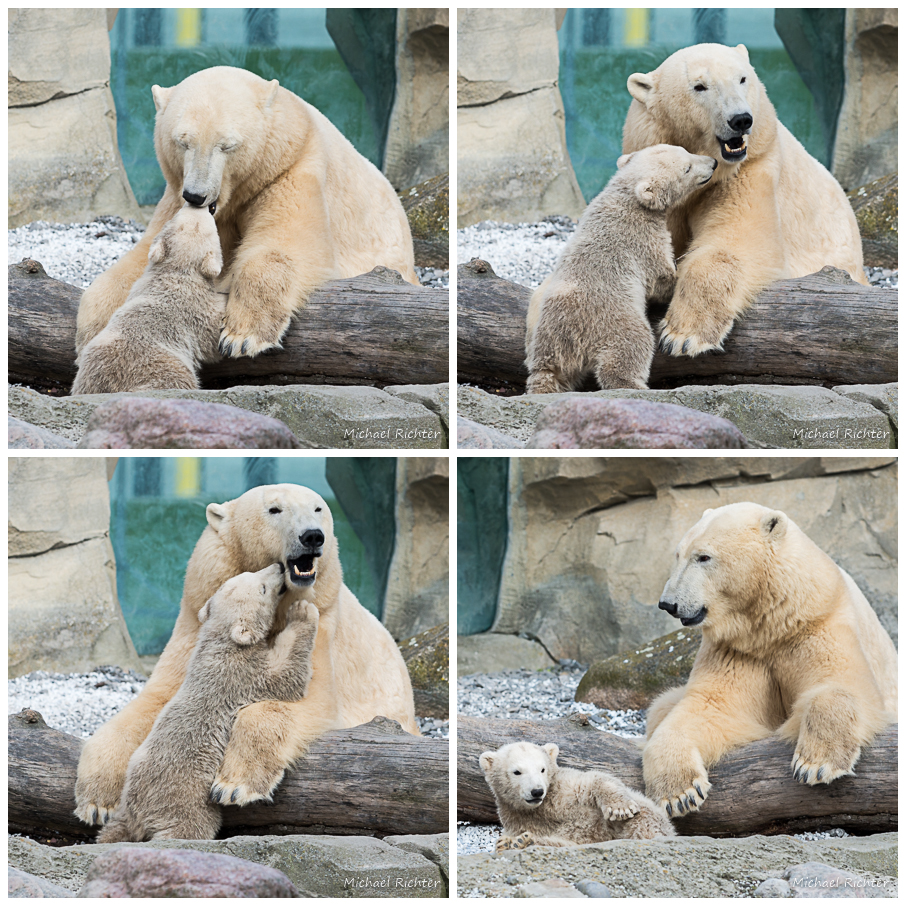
[
  {"left": 286, "top": 553, "right": 319, "bottom": 587},
  {"left": 717, "top": 134, "right": 748, "bottom": 162},
  {"left": 680, "top": 607, "right": 708, "bottom": 627}
]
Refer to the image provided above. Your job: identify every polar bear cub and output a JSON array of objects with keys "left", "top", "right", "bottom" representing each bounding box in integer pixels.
[
  {"left": 71, "top": 204, "right": 224, "bottom": 394},
  {"left": 525, "top": 144, "right": 717, "bottom": 393},
  {"left": 96, "top": 564, "right": 318, "bottom": 842},
  {"left": 480, "top": 741, "right": 674, "bottom": 851}
]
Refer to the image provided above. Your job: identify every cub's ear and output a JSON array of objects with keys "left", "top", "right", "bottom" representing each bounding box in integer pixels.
[
  {"left": 542, "top": 743, "right": 560, "bottom": 764},
  {"left": 206, "top": 502, "right": 228, "bottom": 532},
  {"left": 198, "top": 599, "right": 212, "bottom": 624},
  {"left": 199, "top": 248, "right": 222, "bottom": 280},
  {"left": 734, "top": 44, "right": 750, "bottom": 63},
  {"left": 479, "top": 752, "right": 495, "bottom": 774},
  {"left": 760, "top": 510, "right": 788, "bottom": 543},
  {"left": 616, "top": 152, "right": 634, "bottom": 170},
  {"left": 230, "top": 623, "right": 256, "bottom": 646},
  {"left": 635, "top": 180, "right": 667, "bottom": 210},
  {"left": 262, "top": 78, "right": 280, "bottom": 111},
  {"left": 702, "top": 508, "right": 714, "bottom": 517},
  {"left": 148, "top": 234, "right": 168, "bottom": 265},
  {"left": 151, "top": 84, "right": 173, "bottom": 114},
  {"left": 627, "top": 71, "right": 656, "bottom": 105}
]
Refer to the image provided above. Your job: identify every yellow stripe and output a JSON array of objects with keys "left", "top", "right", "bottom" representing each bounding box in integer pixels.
[
  {"left": 174, "top": 458, "right": 201, "bottom": 498},
  {"left": 624, "top": 9, "right": 650, "bottom": 47},
  {"left": 175, "top": 9, "right": 201, "bottom": 47}
]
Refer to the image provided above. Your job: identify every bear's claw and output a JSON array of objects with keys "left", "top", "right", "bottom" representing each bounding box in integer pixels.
[
  {"left": 210, "top": 778, "right": 275, "bottom": 807},
  {"left": 74, "top": 803, "right": 112, "bottom": 826},
  {"left": 790, "top": 751, "right": 855, "bottom": 786},
  {"left": 660, "top": 774, "right": 711, "bottom": 817}
]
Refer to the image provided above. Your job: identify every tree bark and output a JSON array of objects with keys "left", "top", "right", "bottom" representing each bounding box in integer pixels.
[
  {"left": 8, "top": 711, "right": 448, "bottom": 842},
  {"left": 457, "top": 715, "right": 897, "bottom": 837},
  {"left": 457, "top": 261, "right": 897, "bottom": 391},
  {"left": 7, "top": 260, "right": 448, "bottom": 392}
]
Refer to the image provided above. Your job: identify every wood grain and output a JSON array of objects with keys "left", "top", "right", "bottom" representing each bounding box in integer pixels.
[{"left": 457, "top": 715, "right": 897, "bottom": 837}]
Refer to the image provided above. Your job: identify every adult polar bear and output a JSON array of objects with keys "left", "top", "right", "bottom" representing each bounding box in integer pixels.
[
  {"left": 623, "top": 44, "right": 866, "bottom": 357},
  {"left": 75, "top": 484, "right": 419, "bottom": 825},
  {"left": 645, "top": 502, "right": 896, "bottom": 818},
  {"left": 76, "top": 66, "right": 418, "bottom": 359}
]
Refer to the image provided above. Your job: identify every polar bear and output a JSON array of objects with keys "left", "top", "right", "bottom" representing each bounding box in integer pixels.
[
  {"left": 480, "top": 741, "right": 674, "bottom": 850},
  {"left": 525, "top": 144, "right": 717, "bottom": 392},
  {"left": 97, "top": 565, "right": 318, "bottom": 842},
  {"left": 645, "top": 502, "right": 897, "bottom": 817},
  {"left": 75, "top": 484, "right": 419, "bottom": 826},
  {"left": 623, "top": 44, "right": 867, "bottom": 357},
  {"left": 71, "top": 205, "right": 224, "bottom": 394},
  {"left": 76, "top": 66, "right": 418, "bottom": 359}
]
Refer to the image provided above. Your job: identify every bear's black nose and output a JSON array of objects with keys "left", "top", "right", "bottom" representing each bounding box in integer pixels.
[
  {"left": 728, "top": 112, "right": 753, "bottom": 133},
  {"left": 658, "top": 600, "right": 678, "bottom": 615},
  {"left": 182, "top": 190, "right": 206, "bottom": 207},
  {"left": 530, "top": 788, "right": 544, "bottom": 799},
  {"left": 300, "top": 529, "right": 324, "bottom": 549}
]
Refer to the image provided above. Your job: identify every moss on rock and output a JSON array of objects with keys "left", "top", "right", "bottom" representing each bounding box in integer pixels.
[{"left": 400, "top": 622, "right": 449, "bottom": 718}]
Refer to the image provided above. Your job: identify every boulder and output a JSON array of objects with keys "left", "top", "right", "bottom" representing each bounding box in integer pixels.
[
  {"left": 78, "top": 848, "right": 301, "bottom": 898},
  {"left": 516, "top": 878, "right": 586, "bottom": 897},
  {"left": 457, "top": 633, "right": 554, "bottom": 675},
  {"left": 847, "top": 174, "right": 897, "bottom": 268},
  {"left": 76, "top": 397, "right": 306, "bottom": 449},
  {"left": 528, "top": 398, "right": 749, "bottom": 449},
  {"left": 457, "top": 416, "right": 523, "bottom": 449},
  {"left": 832, "top": 383, "right": 898, "bottom": 431},
  {"left": 400, "top": 175, "right": 449, "bottom": 269},
  {"left": 575, "top": 628, "right": 701, "bottom": 710},
  {"left": 8, "top": 416, "right": 75, "bottom": 449},
  {"left": 8, "top": 867, "right": 75, "bottom": 898},
  {"left": 783, "top": 861, "right": 894, "bottom": 898},
  {"left": 400, "top": 623, "right": 449, "bottom": 719}
]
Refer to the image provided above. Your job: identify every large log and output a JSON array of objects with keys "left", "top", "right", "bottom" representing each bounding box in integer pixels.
[
  {"left": 458, "top": 715, "right": 897, "bottom": 837},
  {"left": 7, "top": 260, "right": 448, "bottom": 392},
  {"left": 457, "top": 261, "right": 897, "bottom": 391},
  {"left": 9, "top": 710, "right": 448, "bottom": 842}
]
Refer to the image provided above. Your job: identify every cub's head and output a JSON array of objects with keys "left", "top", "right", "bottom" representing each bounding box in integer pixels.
[
  {"left": 627, "top": 44, "right": 767, "bottom": 170},
  {"left": 152, "top": 66, "right": 282, "bottom": 212},
  {"left": 479, "top": 742, "right": 559, "bottom": 810},
  {"left": 659, "top": 502, "right": 793, "bottom": 644},
  {"left": 615, "top": 144, "right": 717, "bottom": 210},
  {"left": 147, "top": 204, "right": 223, "bottom": 279},
  {"left": 205, "top": 484, "right": 336, "bottom": 596},
  {"left": 198, "top": 562, "right": 286, "bottom": 645}
]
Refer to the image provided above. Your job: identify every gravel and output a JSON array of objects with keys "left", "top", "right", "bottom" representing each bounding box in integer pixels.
[
  {"left": 8, "top": 217, "right": 449, "bottom": 290},
  {"left": 9, "top": 666, "right": 449, "bottom": 740},
  {"left": 457, "top": 219, "right": 897, "bottom": 290}
]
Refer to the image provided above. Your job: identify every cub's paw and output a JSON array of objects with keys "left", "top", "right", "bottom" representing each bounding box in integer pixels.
[
  {"left": 495, "top": 835, "right": 518, "bottom": 854},
  {"left": 657, "top": 313, "right": 733, "bottom": 357},
  {"left": 603, "top": 797, "right": 641, "bottom": 822},
  {"left": 218, "top": 312, "right": 290, "bottom": 359},
  {"left": 514, "top": 832, "right": 535, "bottom": 850},
  {"left": 791, "top": 747, "right": 858, "bottom": 786},
  {"left": 287, "top": 601, "right": 319, "bottom": 625},
  {"left": 211, "top": 766, "right": 286, "bottom": 807}
]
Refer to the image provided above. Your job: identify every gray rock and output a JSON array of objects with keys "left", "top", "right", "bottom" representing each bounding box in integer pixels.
[
  {"left": 833, "top": 384, "right": 898, "bottom": 431},
  {"left": 458, "top": 384, "right": 895, "bottom": 449},
  {"left": 456, "top": 833, "right": 898, "bottom": 898},
  {"left": 77, "top": 848, "right": 300, "bottom": 898},
  {"left": 385, "top": 383, "right": 450, "bottom": 438},
  {"left": 8, "top": 416, "right": 75, "bottom": 449},
  {"left": 457, "top": 416, "right": 523, "bottom": 448},
  {"left": 398, "top": 174, "right": 449, "bottom": 269},
  {"left": 8, "top": 867, "right": 75, "bottom": 898},
  {"left": 457, "top": 633, "right": 555, "bottom": 675},
  {"left": 576, "top": 878, "right": 614, "bottom": 897},
  {"left": 8, "top": 384, "right": 447, "bottom": 449},
  {"left": 754, "top": 877, "right": 793, "bottom": 897},
  {"left": 399, "top": 624, "right": 449, "bottom": 719},
  {"left": 846, "top": 175, "right": 897, "bottom": 269},
  {"left": 529, "top": 398, "right": 749, "bottom": 448},
  {"left": 516, "top": 878, "right": 586, "bottom": 897},
  {"left": 383, "top": 833, "right": 449, "bottom": 886},
  {"left": 784, "top": 861, "right": 895, "bottom": 898},
  {"left": 9, "top": 834, "right": 447, "bottom": 899},
  {"left": 77, "top": 397, "right": 305, "bottom": 449}
]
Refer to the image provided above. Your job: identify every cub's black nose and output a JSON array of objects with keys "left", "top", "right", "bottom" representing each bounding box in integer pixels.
[
  {"left": 531, "top": 788, "right": 544, "bottom": 799},
  {"left": 658, "top": 600, "right": 678, "bottom": 615},
  {"left": 728, "top": 112, "right": 753, "bottom": 133},
  {"left": 300, "top": 529, "right": 324, "bottom": 549},
  {"left": 182, "top": 190, "right": 206, "bottom": 206}
]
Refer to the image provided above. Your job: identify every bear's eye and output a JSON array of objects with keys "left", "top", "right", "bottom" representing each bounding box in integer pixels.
[
  {"left": 541, "top": 768, "right": 545, "bottom": 773},
  {"left": 740, "top": 77, "right": 746, "bottom": 84},
  {"left": 696, "top": 554, "right": 711, "bottom": 563},
  {"left": 513, "top": 770, "right": 521, "bottom": 776},
  {"left": 315, "top": 507, "right": 322, "bottom": 513},
  {"left": 685, "top": 166, "right": 691, "bottom": 174},
  {"left": 269, "top": 507, "right": 282, "bottom": 514},
  {"left": 694, "top": 84, "right": 707, "bottom": 92}
]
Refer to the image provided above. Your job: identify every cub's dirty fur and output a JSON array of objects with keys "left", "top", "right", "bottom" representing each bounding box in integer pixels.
[{"left": 96, "top": 564, "right": 317, "bottom": 842}]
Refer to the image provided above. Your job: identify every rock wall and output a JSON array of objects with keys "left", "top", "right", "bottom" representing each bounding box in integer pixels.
[
  {"left": 486, "top": 457, "right": 897, "bottom": 664},
  {"left": 8, "top": 457, "right": 142, "bottom": 677},
  {"left": 457, "top": 8, "right": 584, "bottom": 226},
  {"left": 832, "top": 8, "right": 898, "bottom": 190},
  {"left": 8, "top": 8, "right": 140, "bottom": 227}
]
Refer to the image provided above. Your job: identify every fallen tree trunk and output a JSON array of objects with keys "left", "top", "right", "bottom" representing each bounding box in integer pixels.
[
  {"left": 9, "top": 710, "right": 448, "bottom": 842},
  {"left": 8, "top": 260, "right": 448, "bottom": 392},
  {"left": 458, "top": 715, "right": 897, "bottom": 837},
  {"left": 457, "top": 261, "right": 897, "bottom": 391}
]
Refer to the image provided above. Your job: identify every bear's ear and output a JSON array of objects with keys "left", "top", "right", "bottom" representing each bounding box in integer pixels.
[
  {"left": 734, "top": 44, "right": 750, "bottom": 63},
  {"left": 542, "top": 743, "right": 560, "bottom": 765},
  {"left": 206, "top": 502, "right": 229, "bottom": 532},
  {"left": 151, "top": 84, "right": 173, "bottom": 114},
  {"left": 230, "top": 623, "right": 256, "bottom": 646},
  {"left": 760, "top": 510, "right": 788, "bottom": 543},
  {"left": 627, "top": 72, "right": 656, "bottom": 105},
  {"left": 198, "top": 599, "right": 212, "bottom": 624},
  {"left": 199, "top": 248, "right": 222, "bottom": 280},
  {"left": 148, "top": 233, "right": 168, "bottom": 265},
  {"left": 478, "top": 752, "right": 495, "bottom": 774},
  {"left": 635, "top": 180, "right": 667, "bottom": 211},
  {"left": 262, "top": 79, "right": 280, "bottom": 111},
  {"left": 616, "top": 153, "right": 634, "bottom": 170}
]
